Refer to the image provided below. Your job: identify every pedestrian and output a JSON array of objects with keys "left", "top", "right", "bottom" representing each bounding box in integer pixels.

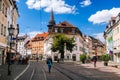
[
  {"left": 92, "top": 55, "right": 97, "bottom": 67},
  {"left": 46, "top": 56, "right": 52, "bottom": 73},
  {"left": 36, "top": 57, "right": 39, "bottom": 62}
]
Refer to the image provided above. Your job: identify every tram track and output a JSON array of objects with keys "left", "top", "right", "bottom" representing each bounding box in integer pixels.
[
  {"left": 18, "top": 61, "right": 91, "bottom": 80},
  {"left": 17, "top": 61, "right": 47, "bottom": 80},
  {"left": 53, "top": 63, "right": 92, "bottom": 80},
  {"left": 30, "top": 61, "right": 47, "bottom": 80}
]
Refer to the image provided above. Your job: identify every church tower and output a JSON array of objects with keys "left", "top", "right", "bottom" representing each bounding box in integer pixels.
[{"left": 48, "top": 9, "right": 56, "bottom": 33}]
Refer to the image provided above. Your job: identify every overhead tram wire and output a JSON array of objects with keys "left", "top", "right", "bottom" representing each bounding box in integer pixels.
[
  {"left": 18, "top": 23, "right": 31, "bottom": 36},
  {"left": 61, "top": 0, "right": 77, "bottom": 21},
  {"left": 39, "top": 0, "right": 43, "bottom": 32},
  {"left": 19, "top": 23, "right": 41, "bottom": 36},
  {"left": 66, "top": 0, "right": 81, "bottom": 21}
]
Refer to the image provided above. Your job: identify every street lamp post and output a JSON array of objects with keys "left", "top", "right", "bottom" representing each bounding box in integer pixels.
[
  {"left": 8, "top": 25, "right": 15, "bottom": 75},
  {"left": 16, "top": 24, "right": 19, "bottom": 56}
]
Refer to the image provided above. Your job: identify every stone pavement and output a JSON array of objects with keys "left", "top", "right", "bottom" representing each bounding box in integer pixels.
[
  {"left": 0, "top": 63, "right": 28, "bottom": 80},
  {"left": 79, "top": 61, "right": 120, "bottom": 75}
]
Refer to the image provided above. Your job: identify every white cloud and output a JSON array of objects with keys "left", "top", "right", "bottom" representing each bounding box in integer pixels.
[
  {"left": 80, "top": 0, "right": 92, "bottom": 7},
  {"left": 93, "top": 33, "right": 105, "bottom": 43},
  {"left": 18, "top": 33, "right": 25, "bottom": 36},
  {"left": 88, "top": 8, "right": 120, "bottom": 24},
  {"left": 26, "top": 0, "right": 76, "bottom": 14},
  {"left": 19, "top": 31, "right": 42, "bottom": 38},
  {"left": 15, "top": 0, "right": 20, "bottom": 2}
]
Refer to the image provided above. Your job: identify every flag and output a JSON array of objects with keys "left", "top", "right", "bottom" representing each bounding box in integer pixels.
[{"left": 11, "top": 37, "right": 16, "bottom": 40}]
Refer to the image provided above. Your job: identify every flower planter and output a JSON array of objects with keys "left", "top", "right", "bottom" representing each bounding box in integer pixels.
[
  {"left": 104, "top": 61, "right": 108, "bottom": 66},
  {"left": 82, "top": 60, "right": 85, "bottom": 64}
]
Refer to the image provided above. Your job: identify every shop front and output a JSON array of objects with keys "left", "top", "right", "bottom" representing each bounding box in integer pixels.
[
  {"left": 114, "top": 50, "right": 120, "bottom": 63},
  {"left": 0, "top": 50, "right": 2, "bottom": 65},
  {"left": 117, "top": 53, "right": 120, "bottom": 63},
  {"left": 0, "top": 42, "right": 7, "bottom": 65}
]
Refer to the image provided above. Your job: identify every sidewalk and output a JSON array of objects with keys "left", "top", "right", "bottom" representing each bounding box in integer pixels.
[
  {"left": 0, "top": 63, "right": 28, "bottom": 80},
  {"left": 79, "top": 61, "right": 120, "bottom": 75}
]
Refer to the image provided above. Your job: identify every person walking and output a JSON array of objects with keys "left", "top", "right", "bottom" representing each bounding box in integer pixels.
[
  {"left": 92, "top": 55, "right": 97, "bottom": 67},
  {"left": 46, "top": 56, "right": 52, "bottom": 73},
  {"left": 36, "top": 57, "right": 39, "bottom": 62}
]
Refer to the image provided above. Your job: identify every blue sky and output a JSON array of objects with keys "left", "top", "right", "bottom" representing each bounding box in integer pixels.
[{"left": 16, "top": 0, "right": 120, "bottom": 42}]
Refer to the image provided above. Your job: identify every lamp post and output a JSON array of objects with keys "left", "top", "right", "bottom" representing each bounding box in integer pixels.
[
  {"left": 16, "top": 24, "right": 19, "bottom": 55},
  {"left": 8, "top": 25, "right": 15, "bottom": 75}
]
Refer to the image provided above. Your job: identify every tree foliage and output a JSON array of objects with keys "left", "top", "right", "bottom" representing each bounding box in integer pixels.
[
  {"left": 80, "top": 54, "right": 87, "bottom": 63},
  {"left": 51, "top": 34, "right": 75, "bottom": 59},
  {"left": 101, "top": 54, "right": 110, "bottom": 61}
]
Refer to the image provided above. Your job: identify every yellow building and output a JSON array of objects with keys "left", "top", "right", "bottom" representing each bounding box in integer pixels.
[
  {"left": 0, "top": 0, "right": 19, "bottom": 65},
  {"left": 31, "top": 32, "right": 49, "bottom": 60}
]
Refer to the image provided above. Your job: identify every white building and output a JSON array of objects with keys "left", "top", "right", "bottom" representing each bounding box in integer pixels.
[
  {"left": 104, "top": 13, "right": 120, "bottom": 63},
  {"left": 17, "top": 35, "right": 30, "bottom": 56},
  {"left": 113, "top": 14, "right": 120, "bottom": 63},
  {"left": 44, "top": 34, "right": 85, "bottom": 61},
  {"left": 44, "top": 10, "right": 85, "bottom": 61}
]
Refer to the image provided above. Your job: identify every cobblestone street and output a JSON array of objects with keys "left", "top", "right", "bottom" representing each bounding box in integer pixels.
[{"left": 13, "top": 61, "right": 120, "bottom": 80}]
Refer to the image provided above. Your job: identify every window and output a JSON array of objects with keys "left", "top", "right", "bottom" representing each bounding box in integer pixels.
[
  {"left": 0, "top": 23, "right": 1, "bottom": 34},
  {"left": 60, "top": 28, "right": 64, "bottom": 33},
  {"left": 117, "top": 27, "right": 119, "bottom": 33},
  {"left": 5, "top": 7, "right": 7, "bottom": 17},
  {"left": 72, "top": 28, "right": 75, "bottom": 34},
  {"left": 116, "top": 16, "right": 119, "bottom": 22},
  {"left": 0, "top": 0, "right": 2, "bottom": 10},
  {"left": 79, "top": 47, "right": 82, "bottom": 51},
  {"left": 55, "top": 28, "right": 58, "bottom": 33},
  {"left": 79, "top": 38, "right": 83, "bottom": 43},
  {"left": 2, "top": 4, "right": 4, "bottom": 14},
  {"left": 4, "top": 26, "right": 6, "bottom": 36},
  {"left": 74, "top": 37, "right": 77, "bottom": 42},
  {"left": 74, "top": 46, "right": 77, "bottom": 50},
  {"left": 1, "top": 24, "right": 3, "bottom": 35}
]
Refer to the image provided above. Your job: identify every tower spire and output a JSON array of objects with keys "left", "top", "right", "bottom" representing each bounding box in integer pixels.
[{"left": 48, "top": 9, "right": 56, "bottom": 26}]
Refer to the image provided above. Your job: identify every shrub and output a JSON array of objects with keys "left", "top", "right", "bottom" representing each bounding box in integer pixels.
[
  {"left": 101, "top": 54, "right": 110, "bottom": 61},
  {"left": 80, "top": 54, "right": 87, "bottom": 63}
]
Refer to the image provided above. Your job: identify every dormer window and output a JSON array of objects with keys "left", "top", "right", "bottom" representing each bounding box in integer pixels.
[
  {"left": 55, "top": 28, "right": 58, "bottom": 33},
  {"left": 61, "top": 23, "right": 66, "bottom": 26}
]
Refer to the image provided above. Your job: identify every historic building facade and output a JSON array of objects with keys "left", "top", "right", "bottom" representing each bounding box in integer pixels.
[
  {"left": 89, "top": 36, "right": 105, "bottom": 60},
  {"left": 0, "top": 0, "right": 19, "bottom": 65},
  {"left": 17, "top": 35, "right": 29, "bottom": 56},
  {"left": 104, "top": 13, "right": 120, "bottom": 63},
  {"left": 44, "top": 10, "right": 85, "bottom": 61},
  {"left": 31, "top": 32, "right": 48, "bottom": 59}
]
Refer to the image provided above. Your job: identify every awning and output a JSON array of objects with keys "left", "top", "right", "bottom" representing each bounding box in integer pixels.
[
  {"left": 0, "top": 42, "right": 7, "bottom": 50},
  {"left": 114, "top": 50, "right": 120, "bottom": 53}
]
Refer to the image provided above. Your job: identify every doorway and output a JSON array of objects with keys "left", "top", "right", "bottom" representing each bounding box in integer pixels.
[{"left": 72, "top": 54, "right": 76, "bottom": 61}]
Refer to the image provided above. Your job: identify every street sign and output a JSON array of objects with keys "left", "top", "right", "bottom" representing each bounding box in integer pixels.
[{"left": 11, "top": 38, "right": 16, "bottom": 40}]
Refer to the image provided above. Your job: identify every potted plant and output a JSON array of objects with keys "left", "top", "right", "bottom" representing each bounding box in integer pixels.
[
  {"left": 101, "top": 54, "right": 110, "bottom": 66},
  {"left": 80, "top": 54, "right": 87, "bottom": 64}
]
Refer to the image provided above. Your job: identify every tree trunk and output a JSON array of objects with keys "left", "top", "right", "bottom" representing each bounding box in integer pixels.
[{"left": 60, "top": 51, "right": 64, "bottom": 61}]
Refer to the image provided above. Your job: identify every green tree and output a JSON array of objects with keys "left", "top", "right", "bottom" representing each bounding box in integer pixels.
[
  {"left": 80, "top": 54, "right": 87, "bottom": 64},
  {"left": 101, "top": 54, "right": 110, "bottom": 66},
  {"left": 51, "top": 34, "right": 75, "bottom": 61}
]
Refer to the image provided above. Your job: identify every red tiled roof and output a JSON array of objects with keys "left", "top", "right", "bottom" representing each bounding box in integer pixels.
[
  {"left": 32, "top": 32, "right": 49, "bottom": 41},
  {"left": 55, "top": 21, "right": 75, "bottom": 27},
  {"left": 36, "top": 32, "right": 49, "bottom": 38}
]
